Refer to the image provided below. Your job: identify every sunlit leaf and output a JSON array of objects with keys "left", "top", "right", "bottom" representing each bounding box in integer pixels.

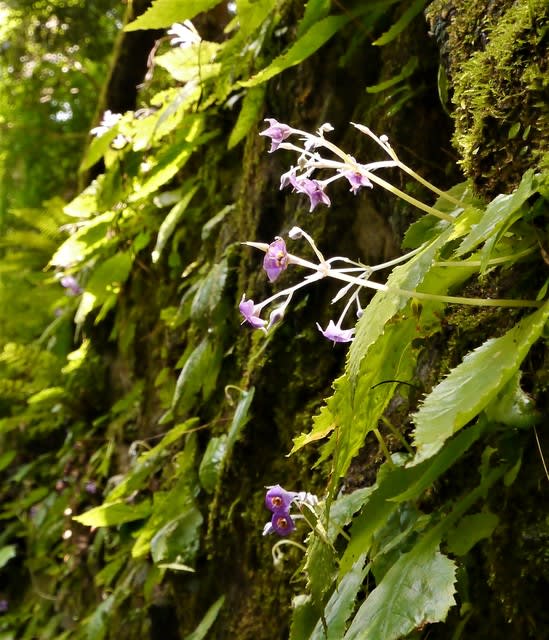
[
  {"left": 125, "top": 0, "right": 223, "bottom": 31},
  {"left": 73, "top": 500, "right": 152, "bottom": 527}
]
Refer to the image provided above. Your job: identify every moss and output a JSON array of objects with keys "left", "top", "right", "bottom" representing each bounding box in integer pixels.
[{"left": 427, "top": 0, "right": 548, "bottom": 196}]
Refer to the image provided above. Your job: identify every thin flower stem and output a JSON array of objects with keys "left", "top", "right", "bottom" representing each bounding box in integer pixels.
[
  {"left": 290, "top": 254, "right": 542, "bottom": 308},
  {"left": 351, "top": 123, "right": 463, "bottom": 207},
  {"left": 271, "top": 539, "right": 307, "bottom": 556},
  {"left": 359, "top": 171, "right": 456, "bottom": 223}
]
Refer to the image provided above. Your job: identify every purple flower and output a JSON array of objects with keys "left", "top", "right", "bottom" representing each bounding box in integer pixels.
[
  {"left": 85, "top": 481, "right": 97, "bottom": 495},
  {"left": 316, "top": 320, "right": 355, "bottom": 343},
  {"left": 259, "top": 118, "right": 292, "bottom": 152},
  {"left": 343, "top": 171, "right": 373, "bottom": 194},
  {"left": 60, "top": 275, "right": 83, "bottom": 296},
  {"left": 239, "top": 295, "right": 266, "bottom": 329},
  {"left": 293, "top": 178, "right": 331, "bottom": 212},
  {"left": 270, "top": 511, "right": 296, "bottom": 536},
  {"left": 263, "top": 237, "right": 289, "bottom": 282},
  {"left": 265, "top": 484, "right": 299, "bottom": 513},
  {"left": 0, "top": 599, "right": 8, "bottom": 613}
]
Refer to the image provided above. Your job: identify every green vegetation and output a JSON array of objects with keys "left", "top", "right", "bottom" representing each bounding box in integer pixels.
[{"left": 1, "top": 1, "right": 547, "bottom": 639}]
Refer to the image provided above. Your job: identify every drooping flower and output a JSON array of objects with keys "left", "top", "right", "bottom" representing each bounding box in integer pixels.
[
  {"left": 60, "top": 275, "right": 83, "bottom": 296},
  {"left": 263, "top": 237, "right": 289, "bottom": 282},
  {"left": 260, "top": 118, "right": 292, "bottom": 153},
  {"left": 167, "top": 21, "right": 201, "bottom": 47},
  {"left": 342, "top": 170, "right": 373, "bottom": 194},
  {"left": 239, "top": 295, "right": 266, "bottom": 329},
  {"left": 270, "top": 511, "right": 296, "bottom": 536},
  {"left": 316, "top": 320, "right": 355, "bottom": 343},
  {"left": 292, "top": 178, "right": 331, "bottom": 212},
  {"left": 265, "top": 484, "right": 299, "bottom": 513}
]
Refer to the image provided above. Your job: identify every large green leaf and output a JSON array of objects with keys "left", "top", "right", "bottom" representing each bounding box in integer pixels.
[
  {"left": 240, "top": 15, "right": 350, "bottom": 87},
  {"left": 343, "top": 546, "right": 456, "bottom": 640},
  {"left": 125, "top": 0, "right": 223, "bottom": 31},
  {"left": 412, "top": 301, "right": 549, "bottom": 464}
]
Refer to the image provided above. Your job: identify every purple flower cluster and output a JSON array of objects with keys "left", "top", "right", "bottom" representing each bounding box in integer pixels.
[{"left": 263, "top": 485, "right": 299, "bottom": 536}]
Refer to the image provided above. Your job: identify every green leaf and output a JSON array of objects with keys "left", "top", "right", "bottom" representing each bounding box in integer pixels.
[
  {"left": 233, "top": 0, "right": 273, "bottom": 38},
  {"left": 0, "top": 450, "right": 16, "bottom": 472},
  {"left": 152, "top": 182, "right": 199, "bottom": 263},
  {"left": 290, "top": 595, "right": 319, "bottom": 640},
  {"left": 198, "top": 435, "right": 227, "bottom": 493},
  {"left": 228, "top": 85, "right": 266, "bottom": 149},
  {"left": 484, "top": 372, "right": 540, "bottom": 428},
  {"left": 240, "top": 14, "right": 350, "bottom": 87},
  {"left": 310, "top": 554, "right": 369, "bottom": 640},
  {"left": 366, "top": 56, "right": 417, "bottom": 93},
  {"left": 305, "top": 535, "right": 337, "bottom": 614},
  {"left": 80, "top": 126, "right": 120, "bottom": 172},
  {"left": 154, "top": 44, "right": 221, "bottom": 84},
  {"left": 390, "top": 420, "right": 485, "bottom": 503},
  {"left": 0, "top": 544, "right": 16, "bottom": 569},
  {"left": 184, "top": 596, "right": 225, "bottom": 640},
  {"left": 456, "top": 169, "right": 537, "bottom": 257},
  {"left": 85, "top": 593, "right": 116, "bottom": 640},
  {"left": 297, "top": 0, "right": 331, "bottom": 37},
  {"left": 348, "top": 225, "right": 454, "bottom": 382},
  {"left": 75, "top": 252, "right": 133, "bottom": 325},
  {"left": 372, "top": 0, "right": 428, "bottom": 46},
  {"left": 446, "top": 512, "right": 499, "bottom": 556},
  {"left": 150, "top": 506, "right": 203, "bottom": 564},
  {"left": 106, "top": 418, "right": 199, "bottom": 502},
  {"left": 50, "top": 212, "right": 114, "bottom": 268},
  {"left": 412, "top": 302, "right": 549, "bottom": 464},
  {"left": 171, "top": 337, "right": 222, "bottom": 413},
  {"left": 190, "top": 259, "right": 228, "bottom": 319},
  {"left": 130, "top": 118, "right": 216, "bottom": 201},
  {"left": 125, "top": 0, "right": 223, "bottom": 31},
  {"left": 73, "top": 500, "right": 152, "bottom": 527},
  {"left": 343, "top": 547, "right": 456, "bottom": 639},
  {"left": 290, "top": 402, "right": 337, "bottom": 454}
]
